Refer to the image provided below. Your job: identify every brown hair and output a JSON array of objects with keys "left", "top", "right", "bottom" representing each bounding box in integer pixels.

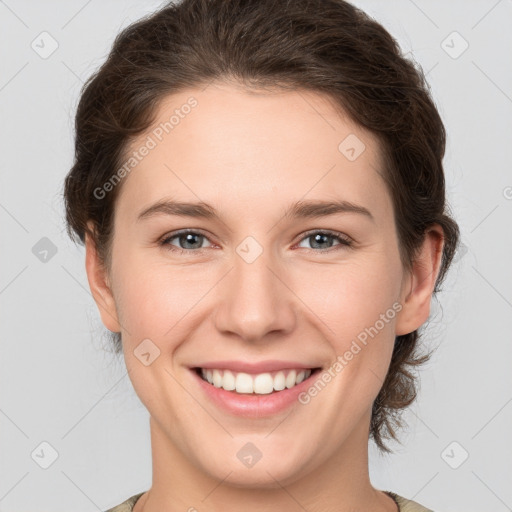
[{"left": 63, "top": 0, "right": 460, "bottom": 453}]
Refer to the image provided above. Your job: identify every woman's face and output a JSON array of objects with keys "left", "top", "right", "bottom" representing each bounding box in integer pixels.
[{"left": 87, "top": 82, "right": 427, "bottom": 487}]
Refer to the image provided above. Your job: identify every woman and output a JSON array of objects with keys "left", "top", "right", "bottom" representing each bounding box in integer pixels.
[{"left": 63, "top": 0, "right": 460, "bottom": 510}]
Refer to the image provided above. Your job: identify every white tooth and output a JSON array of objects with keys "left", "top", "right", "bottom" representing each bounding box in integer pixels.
[
  {"left": 235, "top": 372, "right": 253, "bottom": 393},
  {"left": 273, "top": 371, "right": 286, "bottom": 391},
  {"left": 254, "top": 373, "right": 274, "bottom": 394},
  {"left": 295, "top": 370, "right": 306, "bottom": 384},
  {"left": 285, "top": 369, "right": 297, "bottom": 389},
  {"left": 201, "top": 368, "right": 314, "bottom": 393},
  {"left": 212, "top": 369, "right": 223, "bottom": 387},
  {"left": 222, "top": 369, "right": 236, "bottom": 391}
]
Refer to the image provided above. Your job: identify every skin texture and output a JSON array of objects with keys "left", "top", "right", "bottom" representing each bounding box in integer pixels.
[{"left": 85, "top": 81, "right": 444, "bottom": 512}]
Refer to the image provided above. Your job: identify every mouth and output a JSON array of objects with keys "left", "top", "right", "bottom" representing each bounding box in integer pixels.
[{"left": 192, "top": 366, "right": 323, "bottom": 395}]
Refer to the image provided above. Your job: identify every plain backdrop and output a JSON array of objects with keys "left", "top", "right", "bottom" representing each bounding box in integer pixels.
[{"left": 1, "top": 1, "right": 511, "bottom": 511}]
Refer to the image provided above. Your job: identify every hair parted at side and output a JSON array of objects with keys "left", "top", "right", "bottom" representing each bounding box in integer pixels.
[{"left": 63, "top": 0, "right": 460, "bottom": 453}]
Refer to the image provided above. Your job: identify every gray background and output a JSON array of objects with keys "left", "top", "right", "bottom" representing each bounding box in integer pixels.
[{"left": 1, "top": 0, "right": 511, "bottom": 511}]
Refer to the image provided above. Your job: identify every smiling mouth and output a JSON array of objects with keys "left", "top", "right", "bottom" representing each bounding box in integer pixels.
[{"left": 193, "top": 367, "right": 322, "bottom": 395}]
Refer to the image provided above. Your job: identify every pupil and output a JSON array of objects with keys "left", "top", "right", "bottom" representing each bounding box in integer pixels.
[
  {"left": 312, "top": 233, "right": 331, "bottom": 249},
  {"left": 182, "top": 233, "right": 201, "bottom": 249}
]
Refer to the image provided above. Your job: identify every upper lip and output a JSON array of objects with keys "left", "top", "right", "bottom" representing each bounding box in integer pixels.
[{"left": 191, "top": 360, "right": 321, "bottom": 374}]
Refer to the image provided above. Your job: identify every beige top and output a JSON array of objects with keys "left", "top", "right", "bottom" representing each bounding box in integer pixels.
[{"left": 105, "top": 490, "right": 434, "bottom": 511}]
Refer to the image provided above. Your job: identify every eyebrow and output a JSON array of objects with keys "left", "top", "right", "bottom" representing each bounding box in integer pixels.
[{"left": 137, "top": 198, "right": 375, "bottom": 223}]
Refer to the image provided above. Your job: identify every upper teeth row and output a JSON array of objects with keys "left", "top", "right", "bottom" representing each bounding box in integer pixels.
[{"left": 201, "top": 368, "right": 313, "bottom": 394}]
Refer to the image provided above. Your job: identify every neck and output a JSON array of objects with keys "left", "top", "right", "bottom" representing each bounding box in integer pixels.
[{"left": 134, "top": 411, "right": 397, "bottom": 512}]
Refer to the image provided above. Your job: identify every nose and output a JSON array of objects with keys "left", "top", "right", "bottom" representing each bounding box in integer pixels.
[{"left": 213, "top": 248, "right": 297, "bottom": 344}]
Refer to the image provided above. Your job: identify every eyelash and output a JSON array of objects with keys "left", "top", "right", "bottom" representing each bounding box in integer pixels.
[{"left": 157, "top": 229, "right": 354, "bottom": 255}]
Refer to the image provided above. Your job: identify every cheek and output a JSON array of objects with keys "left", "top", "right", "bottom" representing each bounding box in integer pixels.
[
  {"left": 292, "top": 253, "right": 402, "bottom": 336},
  {"left": 291, "top": 253, "right": 403, "bottom": 404},
  {"left": 112, "top": 252, "right": 216, "bottom": 342}
]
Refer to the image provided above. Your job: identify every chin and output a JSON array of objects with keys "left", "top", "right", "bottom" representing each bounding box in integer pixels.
[{"left": 200, "top": 449, "right": 312, "bottom": 489}]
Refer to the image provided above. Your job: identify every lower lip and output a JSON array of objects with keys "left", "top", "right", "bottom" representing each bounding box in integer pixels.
[{"left": 190, "top": 368, "right": 321, "bottom": 418}]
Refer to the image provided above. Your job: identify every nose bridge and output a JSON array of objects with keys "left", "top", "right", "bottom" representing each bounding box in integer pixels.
[{"left": 214, "top": 238, "right": 296, "bottom": 342}]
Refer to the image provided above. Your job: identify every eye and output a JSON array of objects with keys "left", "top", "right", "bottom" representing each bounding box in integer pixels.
[
  {"left": 158, "top": 229, "right": 353, "bottom": 255},
  {"left": 295, "top": 230, "right": 353, "bottom": 252},
  {"left": 159, "top": 229, "right": 213, "bottom": 254}
]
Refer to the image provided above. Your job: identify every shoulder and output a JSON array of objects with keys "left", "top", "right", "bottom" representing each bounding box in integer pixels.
[
  {"left": 104, "top": 491, "right": 146, "bottom": 512},
  {"left": 386, "top": 491, "right": 435, "bottom": 512},
  {"left": 104, "top": 490, "right": 435, "bottom": 512}
]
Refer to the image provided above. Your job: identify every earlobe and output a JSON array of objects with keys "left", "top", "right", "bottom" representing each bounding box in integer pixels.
[
  {"left": 84, "top": 223, "right": 121, "bottom": 333},
  {"left": 395, "top": 225, "right": 445, "bottom": 336}
]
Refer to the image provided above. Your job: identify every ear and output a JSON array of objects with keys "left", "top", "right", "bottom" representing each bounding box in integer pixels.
[
  {"left": 395, "top": 224, "right": 445, "bottom": 336},
  {"left": 84, "top": 221, "right": 121, "bottom": 333}
]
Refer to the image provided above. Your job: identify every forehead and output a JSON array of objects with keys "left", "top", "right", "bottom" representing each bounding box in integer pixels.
[{"left": 116, "top": 82, "right": 392, "bottom": 223}]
